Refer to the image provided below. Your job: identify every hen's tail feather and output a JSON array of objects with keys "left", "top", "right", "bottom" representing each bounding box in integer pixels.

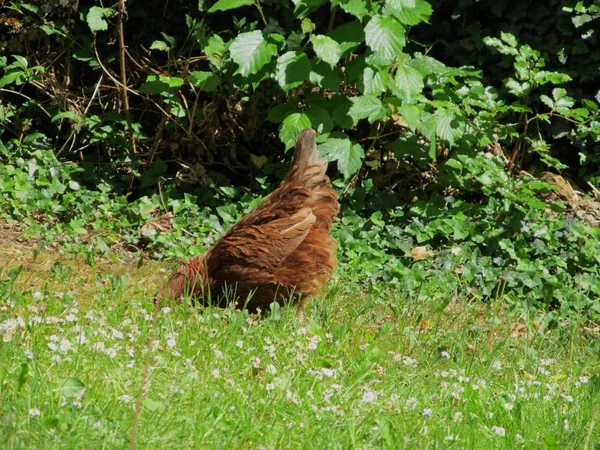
[{"left": 291, "top": 129, "right": 327, "bottom": 171}]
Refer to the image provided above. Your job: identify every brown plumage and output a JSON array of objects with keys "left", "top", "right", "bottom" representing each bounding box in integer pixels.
[{"left": 154, "top": 129, "right": 339, "bottom": 315}]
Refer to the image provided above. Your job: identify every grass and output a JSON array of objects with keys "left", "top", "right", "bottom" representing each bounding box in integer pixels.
[{"left": 1, "top": 239, "right": 599, "bottom": 449}]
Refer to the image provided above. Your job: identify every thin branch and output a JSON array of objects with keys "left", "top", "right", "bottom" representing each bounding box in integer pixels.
[
  {"left": 117, "top": 0, "right": 137, "bottom": 154},
  {"left": 57, "top": 74, "right": 104, "bottom": 157},
  {"left": 0, "top": 88, "right": 52, "bottom": 118}
]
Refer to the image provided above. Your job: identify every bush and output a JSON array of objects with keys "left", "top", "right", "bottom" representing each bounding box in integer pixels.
[{"left": 1, "top": 0, "right": 600, "bottom": 317}]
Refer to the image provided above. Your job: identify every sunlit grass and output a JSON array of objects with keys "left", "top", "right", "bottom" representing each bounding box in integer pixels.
[{"left": 1, "top": 242, "right": 599, "bottom": 449}]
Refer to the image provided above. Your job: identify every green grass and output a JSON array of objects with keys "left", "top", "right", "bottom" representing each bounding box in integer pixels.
[{"left": 1, "top": 240, "right": 599, "bottom": 449}]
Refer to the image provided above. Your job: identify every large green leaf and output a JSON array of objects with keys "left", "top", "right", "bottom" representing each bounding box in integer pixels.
[
  {"left": 305, "top": 105, "right": 334, "bottom": 134},
  {"left": 320, "top": 137, "right": 365, "bottom": 178},
  {"left": 229, "top": 31, "right": 277, "bottom": 77},
  {"left": 435, "top": 107, "right": 465, "bottom": 145},
  {"left": 348, "top": 96, "right": 385, "bottom": 124},
  {"left": 188, "top": 71, "right": 219, "bottom": 92},
  {"left": 279, "top": 113, "right": 312, "bottom": 150},
  {"left": 86, "top": 7, "right": 112, "bottom": 32},
  {"left": 208, "top": 0, "right": 254, "bottom": 12},
  {"left": 310, "top": 35, "right": 342, "bottom": 67},
  {"left": 385, "top": 0, "right": 433, "bottom": 25},
  {"left": 328, "top": 22, "right": 365, "bottom": 57},
  {"left": 363, "top": 67, "right": 391, "bottom": 95},
  {"left": 393, "top": 64, "right": 424, "bottom": 102},
  {"left": 364, "top": 15, "right": 406, "bottom": 64},
  {"left": 275, "top": 51, "right": 311, "bottom": 90},
  {"left": 309, "top": 61, "right": 341, "bottom": 91},
  {"left": 333, "top": 0, "right": 370, "bottom": 19}
]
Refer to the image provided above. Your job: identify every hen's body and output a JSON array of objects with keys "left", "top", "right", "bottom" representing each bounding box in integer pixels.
[{"left": 155, "top": 129, "right": 339, "bottom": 313}]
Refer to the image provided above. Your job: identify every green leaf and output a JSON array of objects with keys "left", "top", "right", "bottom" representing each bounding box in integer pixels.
[
  {"left": 301, "top": 18, "right": 315, "bottom": 34},
  {"left": 51, "top": 111, "right": 78, "bottom": 123},
  {"left": 310, "top": 35, "right": 342, "bottom": 67},
  {"left": 363, "top": 67, "right": 391, "bottom": 95},
  {"left": 332, "top": 96, "right": 354, "bottom": 128},
  {"left": 139, "top": 75, "right": 184, "bottom": 95},
  {"left": 56, "top": 377, "right": 85, "bottom": 398},
  {"left": 279, "top": 113, "right": 312, "bottom": 150},
  {"left": 386, "top": 0, "right": 433, "bottom": 25},
  {"left": 435, "top": 108, "right": 465, "bottom": 145},
  {"left": 229, "top": 30, "right": 277, "bottom": 77},
  {"left": 208, "top": 0, "right": 254, "bottom": 12},
  {"left": 310, "top": 61, "right": 341, "bottom": 91},
  {"left": 266, "top": 101, "right": 298, "bottom": 123},
  {"left": 540, "top": 95, "right": 554, "bottom": 109},
  {"left": 364, "top": 15, "right": 406, "bottom": 64},
  {"left": 139, "top": 79, "right": 171, "bottom": 95},
  {"left": 397, "top": 104, "right": 421, "bottom": 130},
  {"left": 305, "top": 105, "right": 334, "bottom": 134},
  {"left": 86, "top": 7, "right": 111, "bottom": 32},
  {"left": 348, "top": 96, "right": 385, "bottom": 125},
  {"left": 150, "top": 40, "right": 170, "bottom": 51},
  {"left": 320, "top": 138, "right": 365, "bottom": 178},
  {"left": 143, "top": 397, "right": 164, "bottom": 412},
  {"left": 334, "top": 0, "right": 370, "bottom": 19},
  {"left": 188, "top": 71, "right": 219, "bottom": 92},
  {"left": 328, "top": 22, "right": 364, "bottom": 57},
  {"left": 552, "top": 87, "right": 575, "bottom": 109},
  {"left": 275, "top": 51, "right": 311, "bottom": 90},
  {"left": 393, "top": 64, "right": 424, "bottom": 102}
]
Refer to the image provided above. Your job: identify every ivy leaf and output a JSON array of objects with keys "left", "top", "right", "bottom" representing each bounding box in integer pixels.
[
  {"left": 229, "top": 30, "right": 277, "bottom": 77},
  {"left": 86, "top": 7, "right": 112, "bottom": 32},
  {"left": 310, "top": 35, "right": 342, "bottom": 67},
  {"left": 320, "top": 137, "right": 365, "bottom": 178},
  {"left": 275, "top": 51, "right": 311, "bottom": 90},
  {"left": 435, "top": 107, "right": 465, "bottom": 145},
  {"left": 364, "top": 15, "right": 406, "bottom": 64},
  {"left": 208, "top": 0, "right": 254, "bottom": 12},
  {"left": 279, "top": 113, "right": 312, "bottom": 150},
  {"left": 393, "top": 64, "right": 424, "bottom": 102},
  {"left": 386, "top": 0, "right": 433, "bottom": 25},
  {"left": 348, "top": 96, "right": 385, "bottom": 124}
]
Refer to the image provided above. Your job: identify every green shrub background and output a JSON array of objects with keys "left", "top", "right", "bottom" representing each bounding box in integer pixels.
[{"left": 1, "top": 0, "right": 600, "bottom": 317}]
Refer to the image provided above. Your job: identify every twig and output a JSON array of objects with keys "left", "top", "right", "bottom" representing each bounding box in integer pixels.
[
  {"left": 587, "top": 181, "right": 600, "bottom": 199},
  {"left": 327, "top": 5, "right": 338, "bottom": 32},
  {"left": 254, "top": 1, "right": 268, "bottom": 27},
  {"left": 57, "top": 74, "right": 103, "bottom": 157},
  {"left": 117, "top": 0, "right": 137, "bottom": 154},
  {"left": 0, "top": 88, "right": 52, "bottom": 117}
]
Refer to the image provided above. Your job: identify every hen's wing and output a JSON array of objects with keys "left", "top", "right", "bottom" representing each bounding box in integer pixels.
[{"left": 207, "top": 207, "right": 316, "bottom": 276}]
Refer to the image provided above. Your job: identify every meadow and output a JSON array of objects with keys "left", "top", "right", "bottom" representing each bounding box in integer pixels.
[{"left": 1, "top": 235, "right": 599, "bottom": 449}]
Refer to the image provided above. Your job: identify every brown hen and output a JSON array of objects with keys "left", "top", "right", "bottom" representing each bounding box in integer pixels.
[{"left": 154, "top": 129, "right": 339, "bottom": 315}]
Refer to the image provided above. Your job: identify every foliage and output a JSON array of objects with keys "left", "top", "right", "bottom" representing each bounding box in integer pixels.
[{"left": 1, "top": 0, "right": 600, "bottom": 317}]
